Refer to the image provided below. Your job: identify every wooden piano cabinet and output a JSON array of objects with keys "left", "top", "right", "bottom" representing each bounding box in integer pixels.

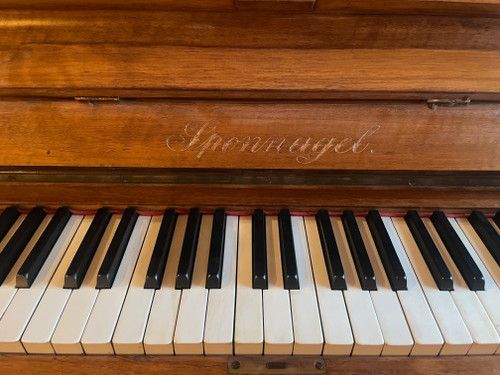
[
  {"left": 1, "top": 355, "right": 500, "bottom": 375},
  {"left": 0, "top": 3, "right": 499, "bottom": 373}
]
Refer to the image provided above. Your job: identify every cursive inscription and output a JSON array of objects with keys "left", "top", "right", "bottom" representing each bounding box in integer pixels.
[{"left": 166, "top": 121, "right": 380, "bottom": 164}]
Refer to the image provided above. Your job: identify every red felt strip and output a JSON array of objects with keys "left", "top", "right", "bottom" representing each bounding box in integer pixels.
[
  {"left": 137, "top": 210, "right": 165, "bottom": 216},
  {"left": 69, "top": 209, "right": 97, "bottom": 215},
  {"left": 227, "top": 211, "right": 253, "bottom": 216},
  {"left": 290, "top": 211, "right": 317, "bottom": 216}
]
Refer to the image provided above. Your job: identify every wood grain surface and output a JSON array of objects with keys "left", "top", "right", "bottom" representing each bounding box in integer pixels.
[
  {"left": 1, "top": 355, "right": 500, "bottom": 375},
  {"left": 1, "top": 0, "right": 500, "bottom": 16},
  {"left": 1, "top": 46, "right": 499, "bottom": 100},
  {"left": 1, "top": 11, "right": 499, "bottom": 50},
  {"left": 0, "top": 100, "right": 498, "bottom": 171},
  {"left": 0, "top": 182, "right": 498, "bottom": 211},
  {"left": 2, "top": 10, "right": 499, "bottom": 99}
]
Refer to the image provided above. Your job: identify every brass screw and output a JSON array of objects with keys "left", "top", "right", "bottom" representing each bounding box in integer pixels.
[{"left": 231, "top": 361, "right": 241, "bottom": 370}]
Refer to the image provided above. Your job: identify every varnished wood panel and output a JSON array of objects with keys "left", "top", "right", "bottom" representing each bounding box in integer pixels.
[
  {"left": 315, "top": 0, "right": 500, "bottom": 16},
  {"left": 1, "top": 355, "right": 500, "bottom": 375},
  {"left": 0, "top": 0, "right": 234, "bottom": 11},
  {"left": 1, "top": 11, "right": 499, "bottom": 50},
  {"left": 0, "top": 100, "right": 498, "bottom": 171},
  {"left": 1, "top": 45, "right": 500, "bottom": 99},
  {"left": 1, "top": 0, "right": 500, "bottom": 16},
  {"left": 0, "top": 182, "right": 498, "bottom": 211}
]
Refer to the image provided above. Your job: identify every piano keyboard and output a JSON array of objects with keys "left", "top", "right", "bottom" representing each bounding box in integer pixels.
[{"left": 0, "top": 207, "right": 499, "bottom": 356}]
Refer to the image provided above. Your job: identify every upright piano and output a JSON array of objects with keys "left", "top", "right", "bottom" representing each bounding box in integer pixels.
[{"left": 0, "top": 0, "right": 500, "bottom": 374}]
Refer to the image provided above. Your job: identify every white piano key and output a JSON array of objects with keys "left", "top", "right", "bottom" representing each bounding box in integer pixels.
[
  {"left": 234, "top": 215, "right": 263, "bottom": 355},
  {"left": 204, "top": 215, "right": 238, "bottom": 355},
  {"left": 173, "top": 214, "right": 212, "bottom": 355},
  {"left": 0, "top": 214, "right": 27, "bottom": 319},
  {"left": 489, "top": 218, "right": 500, "bottom": 234},
  {"left": 454, "top": 218, "right": 500, "bottom": 354},
  {"left": 289, "top": 216, "right": 323, "bottom": 355},
  {"left": 143, "top": 215, "right": 187, "bottom": 355},
  {"left": 51, "top": 214, "right": 121, "bottom": 355},
  {"left": 112, "top": 215, "right": 162, "bottom": 355},
  {"left": 383, "top": 217, "right": 444, "bottom": 356},
  {"left": 303, "top": 216, "right": 353, "bottom": 356},
  {"left": 458, "top": 218, "right": 500, "bottom": 290},
  {"left": 262, "top": 216, "right": 293, "bottom": 355},
  {"left": 81, "top": 216, "right": 151, "bottom": 354},
  {"left": 392, "top": 217, "right": 473, "bottom": 355},
  {"left": 0, "top": 215, "right": 82, "bottom": 353},
  {"left": 357, "top": 217, "right": 414, "bottom": 356},
  {"left": 424, "top": 217, "right": 500, "bottom": 355},
  {"left": 21, "top": 215, "right": 92, "bottom": 354},
  {"left": 332, "top": 217, "right": 384, "bottom": 356}
]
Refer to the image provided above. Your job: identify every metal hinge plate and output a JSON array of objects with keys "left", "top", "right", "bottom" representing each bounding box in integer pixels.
[
  {"left": 427, "top": 96, "right": 471, "bottom": 110},
  {"left": 228, "top": 357, "right": 326, "bottom": 375},
  {"left": 74, "top": 96, "right": 120, "bottom": 105}
]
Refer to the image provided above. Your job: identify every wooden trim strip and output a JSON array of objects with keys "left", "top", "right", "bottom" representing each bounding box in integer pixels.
[
  {"left": 1, "top": 0, "right": 500, "bottom": 16},
  {"left": 0, "top": 168, "right": 498, "bottom": 188},
  {"left": 0, "top": 182, "right": 497, "bottom": 212},
  {"left": 0, "top": 354, "right": 499, "bottom": 375}
]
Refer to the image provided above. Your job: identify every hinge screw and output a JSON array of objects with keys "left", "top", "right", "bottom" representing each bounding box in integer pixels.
[{"left": 231, "top": 361, "right": 241, "bottom": 370}]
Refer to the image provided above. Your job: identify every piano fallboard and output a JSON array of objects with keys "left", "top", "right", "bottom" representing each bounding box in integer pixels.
[{"left": 0, "top": 100, "right": 498, "bottom": 211}]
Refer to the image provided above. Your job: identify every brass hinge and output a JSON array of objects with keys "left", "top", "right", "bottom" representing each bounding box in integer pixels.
[
  {"left": 427, "top": 96, "right": 471, "bottom": 110},
  {"left": 74, "top": 96, "right": 120, "bottom": 106},
  {"left": 228, "top": 357, "right": 326, "bottom": 374}
]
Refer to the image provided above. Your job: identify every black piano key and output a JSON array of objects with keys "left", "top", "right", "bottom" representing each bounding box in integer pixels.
[
  {"left": 316, "top": 210, "right": 346, "bottom": 290},
  {"left": 341, "top": 210, "right": 377, "bottom": 291},
  {"left": 405, "top": 210, "right": 453, "bottom": 291},
  {"left": 175, "top": 208, "right": 202, "bottom": 289},
  {"left": 16, "top": 207, "right": 72, "bottom": 288},
  {"left": 96, "top": 207, "right": 139, "bottom": 289},
  {"left": 206, "top": 208, "right": 226, "bottom": 289},
  {"left": 252, "top": 209, "right": 268, "bottom": 289},
  {"left": 0, "top": 207, "right": 46, "bottom": 285},
  {"left": 144, "top": 209, "right": 178, "bottom": 289},
  {"left": 366, "top": 210, "right": 407, "bottom": 291},
  {"left": 430, "top": 211, "right": 484, "bottom": 291},
  {"left": 468, "top": 211, "right": 500, "bottom": 268},
  {"left": 278, "top": 209, "right": 299, "bottom": 290},
  {"left": 64, "top": 208, "right": 112, "bottom": 289},
  {"left": 494, "top": 211, "right": 500, "bottom": 231},
  {"left": 0, "top": 207, "right": 20, "bottom": 243}
]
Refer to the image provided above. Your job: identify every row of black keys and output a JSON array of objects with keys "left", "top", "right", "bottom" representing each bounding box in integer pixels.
[{"left": 0, "top": 206, "right": 499, "bottom": 292}]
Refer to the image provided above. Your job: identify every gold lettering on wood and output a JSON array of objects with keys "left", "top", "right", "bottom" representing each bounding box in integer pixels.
[{"left": 166, "top": 121, "right": 380, "bottom": 164}]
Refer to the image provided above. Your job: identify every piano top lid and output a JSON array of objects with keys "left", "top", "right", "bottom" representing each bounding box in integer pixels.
[{"left": 1, "top": 8, "right": 500, "bottom": 101}]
